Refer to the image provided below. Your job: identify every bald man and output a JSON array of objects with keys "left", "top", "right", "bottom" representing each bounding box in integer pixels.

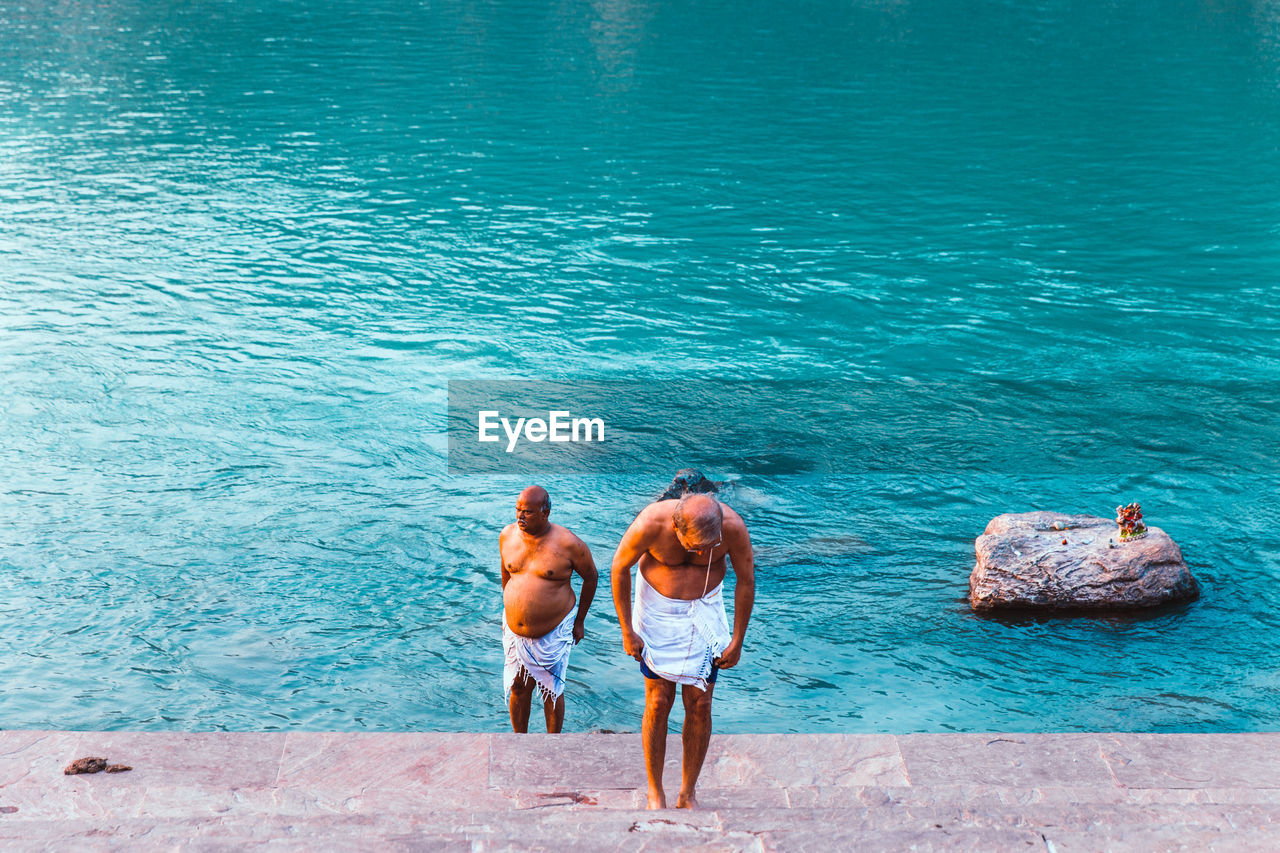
[
  {"left": 611, "top": 493, "right": 755, "bottom": 809},
  {"left": 500, "top": 486, "right": 598, "bottom": 733}
]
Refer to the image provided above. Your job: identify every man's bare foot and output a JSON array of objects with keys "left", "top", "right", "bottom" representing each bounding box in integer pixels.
[
  {"left": 675, "top": 792, "right": 699, "bottom": 809},
  {"left": 646, "top": 789, "right": 667, "bottom": 809}
]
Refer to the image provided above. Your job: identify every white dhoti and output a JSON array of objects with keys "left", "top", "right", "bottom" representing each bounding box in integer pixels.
[
  {"left": 503, "top": 606, "right": 577, "bottom": 704},
  {"left": 633, "top": 571, "right": 731, "bottom": 691}
]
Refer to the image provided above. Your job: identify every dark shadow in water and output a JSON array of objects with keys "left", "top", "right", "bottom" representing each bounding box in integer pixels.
[{"left": 956, "top": 596, "right": 1200, "bottom": 627}]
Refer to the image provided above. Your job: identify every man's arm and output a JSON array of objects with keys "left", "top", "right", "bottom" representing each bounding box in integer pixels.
[
  {"left": 611, "top": 514, "right": 651, "bottom": 660},
  {"left": 713, "top": 521, "right": 755, "bottom": 669},
  {"left": 571, "top": 538, "right": 598, "bottom": 645},
  {"left": 499, "top": 529, "right": 511, "bottom": 589}
]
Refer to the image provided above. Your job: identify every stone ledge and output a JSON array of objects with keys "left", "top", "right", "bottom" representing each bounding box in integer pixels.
[{"left": 1, "top": 731, "right": 1277, "bottom": 849}]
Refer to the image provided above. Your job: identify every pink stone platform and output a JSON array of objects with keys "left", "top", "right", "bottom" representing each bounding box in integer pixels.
[{"left": 3, "top": 731, "right": 1280, "bottom": 850}]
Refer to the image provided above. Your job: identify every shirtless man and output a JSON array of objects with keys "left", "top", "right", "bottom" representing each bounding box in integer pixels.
[
  {"left": 611, "top": 493, "right": 755, "bottom": 809},
  {"left": 500, "top": 485, "right": 598, "bottom": 733}
]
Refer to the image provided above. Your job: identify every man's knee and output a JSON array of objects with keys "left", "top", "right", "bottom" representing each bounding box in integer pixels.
[
  {"left": 682, "top": 685, "right": 713, "bottom": 715},
  {"left": 511, "top": 675, "right": 535, "bottom": 697},
  {"left": 644, "top": 680, "right": 676, "bottom": 713}
]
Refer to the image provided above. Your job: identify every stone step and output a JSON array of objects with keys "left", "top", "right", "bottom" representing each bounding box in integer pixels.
[
  {"left": 2, "top": 803, "right": 1278, "bottom": 830},
  {"left": 6, "top": 731, "right": 1280, "bottom": 849},
  {"left": 9, "top": 780, "right": 1280, "bottom": 823},
  {"left": 4, "top": 817, "right": 1280, "bottom": 853}
]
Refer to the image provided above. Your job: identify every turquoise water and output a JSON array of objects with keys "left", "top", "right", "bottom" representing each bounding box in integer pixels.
[{"left": 2, "top": 0, "right": 1279, "bottom": 732}]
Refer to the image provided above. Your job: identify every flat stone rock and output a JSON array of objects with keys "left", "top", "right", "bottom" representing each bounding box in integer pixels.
[
  {"left": 488, "top": 733, "right": 674, "bottom": 789},
  {"left": 1099, "top": 733, "right": 1280, "bottom": 790},
  {"left": 969, "top": 511, "right": 1200, "bottom": 611},
  {"left": 70, "top": 731, "right": 287, "bottom": 789},
  {"left": 757, "top": 828, "right": 1047, "bottom": 852},
  {"left": 699, "top": 734, "right": 907, "bottom": 787},
  {"left": 1042, "top": 826, "right": 1280, "bottom": 853},
  {"left": 277, "top": 732, "right": 489, "bottom": 792},
  {"left": 897, "top": 734, "right": 1117, "bottom": 788},
  {"left": 785, "top": 783, "right": 1131, "bottom": 808},
  {"left": 0, "top": 731, "right": 83, "bottom": 787}
]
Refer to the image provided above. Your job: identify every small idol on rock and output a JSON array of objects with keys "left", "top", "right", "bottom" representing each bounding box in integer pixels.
[{"left": 1116, "top": 502, "right": 1148, "bottom": 541}]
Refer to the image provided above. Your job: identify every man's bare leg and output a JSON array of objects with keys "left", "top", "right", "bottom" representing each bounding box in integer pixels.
[
  {"left": 676, "top": 682, "right": 714, "bottom": 808},
  {"left": 508, "top": 674, "right": 535, "bottom": 733},
  {"left": 642, "top": 677, "right": 676, "bottom": 809},
  {"left": 542, "top": 693, "right": 565, "bottom": 733}
]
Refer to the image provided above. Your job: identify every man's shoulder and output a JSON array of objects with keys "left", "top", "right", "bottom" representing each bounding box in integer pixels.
[
  {"left": 499, "top": 522, "right": 518, "bottom": 542},
  {"left": 641, "top": 499, "right": 679, "bottom": 519},
  {"left": 548, "top": 522, "right": 585, "bottom": 545},
  {"left": 720, "top": 501, "right": 746, "bottom": 527},
  {"left": 619, "top": 501, "right": 672, "bottom": 546},
  {"left": 719, "top": 504, "right": 753, "bottom": 554}
]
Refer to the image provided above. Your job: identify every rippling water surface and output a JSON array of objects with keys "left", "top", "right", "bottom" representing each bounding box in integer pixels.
[{"left": 2, "top": 0, "right": 1280, "bottom": 732}]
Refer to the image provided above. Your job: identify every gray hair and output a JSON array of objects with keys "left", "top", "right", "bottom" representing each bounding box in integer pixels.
[{"left": 673, "top": 493, "right": 722, "bottom": 540}]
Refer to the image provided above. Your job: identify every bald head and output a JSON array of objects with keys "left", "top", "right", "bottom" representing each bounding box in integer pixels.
[
  {"left": 672, "top": 493, "right": 722, "bottom": 549},
  {"left": 515, "top": 485, "right": 550, "bottom": 534},
  {"left": 518, "top": 485, "right": 549, "bottom": 510}
]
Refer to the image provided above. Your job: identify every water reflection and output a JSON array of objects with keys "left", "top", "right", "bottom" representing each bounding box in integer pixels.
[{"left": 587, "top": 0, "right": 652, "bottom": 93}]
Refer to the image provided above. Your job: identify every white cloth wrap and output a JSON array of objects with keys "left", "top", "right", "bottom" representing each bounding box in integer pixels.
[
  {"left": 633, "top": 570, "right": 731, "bottom": 691},
  {"left": 503, "top": 606, "right": 577, "bottom": 703}
]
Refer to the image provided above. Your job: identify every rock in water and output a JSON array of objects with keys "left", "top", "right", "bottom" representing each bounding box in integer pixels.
[
  {"left": 969, "top": 511, "right": 1199, "bottom": 612},
  {"left": 657, "top": 469, "right": 718, "bottom": 501}
]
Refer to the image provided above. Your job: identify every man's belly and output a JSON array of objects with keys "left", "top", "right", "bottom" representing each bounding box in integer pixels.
[{"left": 504, "top": 576, "right": 575, "bottom": 638}]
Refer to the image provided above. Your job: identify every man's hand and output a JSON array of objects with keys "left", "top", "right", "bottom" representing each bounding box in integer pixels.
[
  {"left": 713, "top": 638, "right": 743, "bottom": 669},
  {"left": 573, "top": 621, "right": 586, "bottom": 645},
  {"left": 621, "top": 628, "right": 645, "bottom": 661}
]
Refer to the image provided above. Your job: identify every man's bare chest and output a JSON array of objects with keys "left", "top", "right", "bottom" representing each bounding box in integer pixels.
[
  {"left": 646, "top": 543, "right": 726, "bottom": 570},
  {"left": 505, "top": 544, "right": 572, "bottom": 580}
]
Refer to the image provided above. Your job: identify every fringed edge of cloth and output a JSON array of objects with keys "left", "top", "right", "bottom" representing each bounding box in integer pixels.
[{"left": 506, "top": 662, "right": 564, "bottom": 705}]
